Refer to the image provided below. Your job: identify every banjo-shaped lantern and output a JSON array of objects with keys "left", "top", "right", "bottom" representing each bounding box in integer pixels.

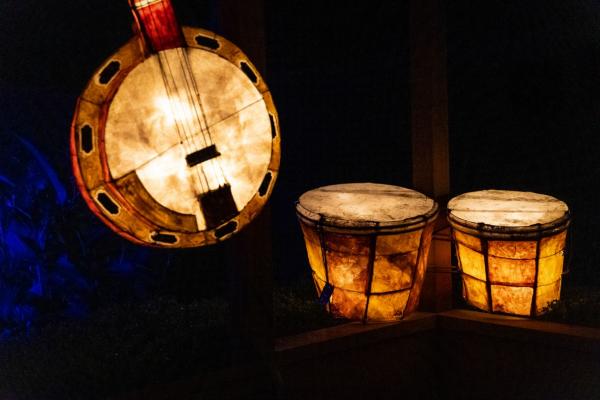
[
  {"left": 448, "top": 190, "right": 570, "bottom": 317},
  {"left": 296, "top": 183, "right": 439, "bottom": 322},
  {"left": 71, "top": 0, "right": 280, "bottom": 248}
]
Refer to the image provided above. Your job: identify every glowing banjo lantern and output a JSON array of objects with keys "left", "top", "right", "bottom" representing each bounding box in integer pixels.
[
  {"left": 296, "top": 183, "right": 439, "bottom": 322},
  {"left": 448, "top": 190, "right": 570, "bottom": 317},
  {"left": 70, "top": 0, "right": 280, "bottom": 247}
]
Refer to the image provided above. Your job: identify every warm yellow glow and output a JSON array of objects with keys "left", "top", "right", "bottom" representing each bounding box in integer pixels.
[
  {"left": 462, "top": 274, "right": 489, "bottom": 311},
  {"left": 367, "top": 291, "right": 411, "bottom": 321},
  {"left": 488, "top": 256, "right": 535, "bottom": 285},
  {"left": 491, "top": 285, "right": 533, "bottom": 316},
  {"left": 449, "top": 190, "right": 569, "bottom": 317},
  {"left": 456, "top": 230, "right": 567, "bottom": 315},
  {"left": 154, "top": 96, "right": 196, "bottom": 129},
  {"left": 104, "top": 47, "right": 272, "bottom": 230},
  {"left": 297, "top": 183, "right": 438, "bottom": 322},
  {"left": 456, "top": 243, "right": 486, "bottom": 281},
  {"left": 536, "top": 280, "right": 561, "bottom": 314}
]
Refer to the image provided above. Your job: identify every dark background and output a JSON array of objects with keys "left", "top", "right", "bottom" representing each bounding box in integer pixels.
[{"left": 0, "top": 0, "right": 599, "bottom": 317}]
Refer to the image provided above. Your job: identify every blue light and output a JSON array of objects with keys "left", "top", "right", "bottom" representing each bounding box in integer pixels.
[{"left": 0, "top": 132, "right": 156, "bottom": 339}]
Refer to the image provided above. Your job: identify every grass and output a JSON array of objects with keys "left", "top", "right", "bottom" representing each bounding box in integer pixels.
[
  {"left": 538, "top": 286, "right": 600, "bottom": 328},
  {"left": 0, "top": 284, "right": 343, "bottom": 399},
  {"left": 0, "top": 279, "right": 596, "bottom": 400},
  {"left": 0, "top": 297, "right": 229, "bottom": 400},
  {"left": 273, "top": 282, "right": 347, "bottom": 337}
]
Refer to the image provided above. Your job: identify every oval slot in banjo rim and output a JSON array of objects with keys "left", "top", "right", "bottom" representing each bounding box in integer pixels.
[
  {"left": 215, "top": 221, "right": 238, "bottom": 238},
  {"left": 151, "top": 232, "right": 178, "bottom": 244},
  {"left": 240, "top": 61, "right": 258, "bottom": 84},
  {"left": 80, "top": 124, "right": 94, "bottom": 153},
  {"left": 98, "top": 61, "right": 121, "bottom": 85},
  {"left": 195, "top": 35, "right": 220, "bottom": 50},
  {"left": 96, "top": 192, "right": 119, "bottom": 215}
]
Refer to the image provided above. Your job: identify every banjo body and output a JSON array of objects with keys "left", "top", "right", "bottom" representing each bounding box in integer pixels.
[{"left": 71, "top": 16, "right": 280, "bottom": 247}]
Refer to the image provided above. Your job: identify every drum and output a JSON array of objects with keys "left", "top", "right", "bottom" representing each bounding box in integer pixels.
[
  {"left": 296, "top": 183, "right": 438, "bottom": 322},
  {"left": 448, "top": 190, "right": 570, "bottom": 316}
]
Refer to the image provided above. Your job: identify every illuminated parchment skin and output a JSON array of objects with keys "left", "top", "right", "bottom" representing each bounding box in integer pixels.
[
  {"left": 105, "top": 48, "right": 271, "bottom": 230},
  {"left": 297, "top": 183, "right": 438, "bottom": 322},
  {"left": 448, "top": 190, "right": 570, "bottom": 316},
  {"left": 449, "top": 190, "right": 568, "bottom": 227}
]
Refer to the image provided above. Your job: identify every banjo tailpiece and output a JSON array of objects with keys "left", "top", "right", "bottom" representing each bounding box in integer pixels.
[{"left": 198, "top": 184, "right": 238, "bottom": 229}]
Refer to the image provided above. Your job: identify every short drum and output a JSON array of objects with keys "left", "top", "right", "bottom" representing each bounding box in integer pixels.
[
  {"left": 448, "top": 190, "right": 570, "bottom": 317},
  {"left": 296, "top": 183, "right": 438, "bottom": 322}
]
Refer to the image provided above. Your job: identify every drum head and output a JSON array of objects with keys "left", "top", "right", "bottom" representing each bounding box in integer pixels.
[
  {"left": 296, "top": 183, "right": 438, "bottom": 231},
  {"left": 448, "top": 190, "right": 569, "bottom": 233}
]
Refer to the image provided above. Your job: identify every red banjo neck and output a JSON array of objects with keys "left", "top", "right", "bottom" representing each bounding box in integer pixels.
[{"left": 129, "top": 0, "right": 185, "bottom": 52}]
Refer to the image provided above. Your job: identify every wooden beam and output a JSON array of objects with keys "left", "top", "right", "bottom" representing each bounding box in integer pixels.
[
  {"left": 216, "top": 0, "right": 273, "bottom": 366},
  {"left": 410, "top": 0, "right": 449, "bottom": 198},
  {"left": 410, "top": 0, "right": 453, "bottom": 312},
  {"left": 216, "top": 0, "right": 266, "bottom": 73}
]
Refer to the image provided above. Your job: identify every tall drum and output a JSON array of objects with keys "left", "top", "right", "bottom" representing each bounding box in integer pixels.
[
  {"left": 448, "top": 190, "right": 570, "bottom": 317},
  {"left": 296, "top": 183, "right": 438, "bottom": 322}
]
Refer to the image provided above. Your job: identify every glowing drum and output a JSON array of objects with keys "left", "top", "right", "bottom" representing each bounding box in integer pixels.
[
  {"left": 448, "top": 190, "right": 570, "bottom": 317},
  {"left": 296, "top": 183, "right": 439, "bottom": 322}
]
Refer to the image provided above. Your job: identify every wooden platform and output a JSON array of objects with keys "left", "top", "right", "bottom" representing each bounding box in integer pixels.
[{"left": 115, "top": 310, "right": 600, "bottom": 399}]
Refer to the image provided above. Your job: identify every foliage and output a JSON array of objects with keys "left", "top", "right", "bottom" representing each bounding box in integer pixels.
[
  {"left": 0, "top": 296, "right": 228, "bottom": 400},
  {"left": 273, "top": 280, "right": 346, "bottom": 337},
  {"left": 538, "top": 286, "right": 600, "bottom": 328},
  {"left": 0, "top": 132, "right": 158, "bottom": 338},
  {"left": 0, "top": 283, "right": 344, "bottom": 399}
]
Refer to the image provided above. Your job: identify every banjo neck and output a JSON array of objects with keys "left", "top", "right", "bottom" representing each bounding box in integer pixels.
[
  {"left": 129, "top": 0, "right": 185, "bottom": 52},
  {"left": 127, "top": 0, "right": 238, "bottom": 229}
]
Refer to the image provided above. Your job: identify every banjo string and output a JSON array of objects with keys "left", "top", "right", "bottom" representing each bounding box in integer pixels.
[
  {"left": 177, "top": 47, "right": 228, "bottom": 185},
  {"left": 143, "top": 3, "right": 210, "bottom": 194},
  {"left": 149, "top": 1, "right": 227, "bottom": 191},
  {"left": 141, "top": 4, "right": 201, "bottom": 175},
  {"left": 173, "top": 46, "right": 225, "bottom": 186}
]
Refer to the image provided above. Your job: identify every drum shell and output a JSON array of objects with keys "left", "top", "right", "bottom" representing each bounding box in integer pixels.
[
  {"left": 448, "top": 210, "right": 570, "bottom": 317},
  {"left": 297, "top": 208, "right": 438, "bottom": 322}
]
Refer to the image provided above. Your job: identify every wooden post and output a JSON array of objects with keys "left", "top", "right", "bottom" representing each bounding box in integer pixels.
[
  {"left": 216, "top": 0, "right": 273, "bottom": 366},
  {"left": 410, "top": 0, "right": 453, "bottom": 311}
]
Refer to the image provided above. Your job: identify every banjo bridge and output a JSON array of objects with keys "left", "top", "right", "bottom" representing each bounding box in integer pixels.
[{"left": 186, "top": 144, "right": 221, "bottom": 168}]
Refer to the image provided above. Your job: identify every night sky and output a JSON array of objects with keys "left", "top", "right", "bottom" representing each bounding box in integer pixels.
[{"left": 1, "top": 0, "right": 599, "bottom": 288}]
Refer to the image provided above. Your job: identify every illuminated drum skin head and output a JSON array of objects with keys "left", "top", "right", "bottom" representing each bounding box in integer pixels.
[
  {"left": 448, "top": 190, "right": 570, "bottom": 316},
  {"left": 71, "top": 27, "right": 280, "bottom": 247},
  {"left": 297, "top": 183, "right": 437, "bottom": 230},
  {"left": 296, "top": 183, "right": 439, "bottom": 322},
  {"left": 448, "top": 190, "right": 569, "bottom": 229}
]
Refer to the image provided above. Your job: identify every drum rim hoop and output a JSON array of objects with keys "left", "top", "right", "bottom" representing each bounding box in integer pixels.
[
  {"left": 295, "top": 201, "right": 439, "bottom": 234},
  {"left": 447, "top": 210, "right": 571, "bottom": 239}
]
